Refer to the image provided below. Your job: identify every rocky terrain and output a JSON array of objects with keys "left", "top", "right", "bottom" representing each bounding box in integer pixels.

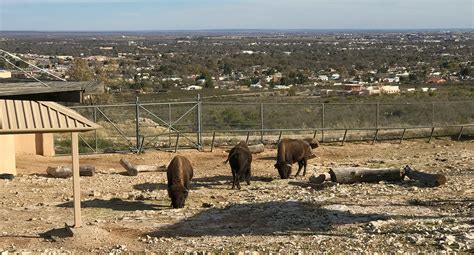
[{"left": 0, "top": 138, "right": 473, "bottom": 253}]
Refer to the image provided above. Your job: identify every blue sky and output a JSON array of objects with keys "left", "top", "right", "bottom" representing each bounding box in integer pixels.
[{"left": 0, "top": 0, "right": 472, "bottom": 31}]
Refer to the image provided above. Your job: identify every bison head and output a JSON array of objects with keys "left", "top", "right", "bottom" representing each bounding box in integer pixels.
[
  {"left": 275, "top": 162, "right": 292, "bottom": 179},
  {"left": 168, "top": 185, "right": 189, "bottom": 208}
]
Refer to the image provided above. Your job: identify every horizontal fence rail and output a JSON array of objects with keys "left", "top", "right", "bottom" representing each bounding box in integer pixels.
[{"left": 54, "top": 97, "right": 474, "bottom": 154}]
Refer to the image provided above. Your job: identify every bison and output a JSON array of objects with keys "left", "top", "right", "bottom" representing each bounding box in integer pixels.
[
  {"left": 274, "top": 138, "right": 317, "bottom": 179},
  {"left": 167, "top": 155, "right": 194, "bottom": 208},
  {"left": 225, "top": 141, "right": 252, "bottom": 189}
]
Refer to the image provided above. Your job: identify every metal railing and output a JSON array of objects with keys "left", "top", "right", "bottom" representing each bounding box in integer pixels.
[{"left": 55, "top": 96, "right": 474, "bottom": 154}]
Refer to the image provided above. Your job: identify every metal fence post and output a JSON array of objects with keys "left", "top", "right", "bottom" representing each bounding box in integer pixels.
[
  {"left": 93, "top": 107, "right": 98, "bottom": 153},
  {"left": 135, "top": 97, "right": 141, "bottom": 153},
  {"left": 376, "top": 102, "right": 380, "bottom": 129},
  {"left": 260, "top": 103, "right": 264, "bottom": 143},
  {"left": 168, "top": 103, "right": 172, "bottom": 147},
  {"left": 374, "top": 102, "right": 380, "bottom": 143},
  {"left": 321, "top": 103, "right": 325, "bottom": 142},
  {"left": 431, "top": 102, "right": 435, "bottom": 127},
  {"left": 196, "top": 94, "right": 202, "bottom": 150}
]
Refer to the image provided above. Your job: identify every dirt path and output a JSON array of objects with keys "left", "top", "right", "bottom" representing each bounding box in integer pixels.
[{"left": 1, "top": 138, "right": 473, "bottom": 253}]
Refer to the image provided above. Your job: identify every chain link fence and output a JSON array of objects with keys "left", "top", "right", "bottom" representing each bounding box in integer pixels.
[{"left": 55, "top": 97, "right": 474, "bottom": 154}]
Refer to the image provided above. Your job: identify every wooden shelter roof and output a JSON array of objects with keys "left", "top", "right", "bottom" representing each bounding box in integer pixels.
[{"left": 0, "top": 99, "right": 99, "bottom": 134}]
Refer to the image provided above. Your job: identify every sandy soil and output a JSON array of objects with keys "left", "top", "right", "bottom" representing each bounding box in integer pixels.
[{"left": 0, "top": 138, "right": 473, "bottom": 253}]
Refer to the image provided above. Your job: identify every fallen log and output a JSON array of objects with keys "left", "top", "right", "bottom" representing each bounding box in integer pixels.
[
  {"left": 328, "top": 167, "right": 405, "bottom": 184},
  {"left": 247, "top": 143, "right": 265, "bottom": 154},
  {"left": 404, "top": 165, "right": 446, "bottom": 187},
  {"left": 47, "top": 165, "right": 95, "bottom": 178},
  {"left": 119, "top": 158, "right": 166, "bottom": 176}
]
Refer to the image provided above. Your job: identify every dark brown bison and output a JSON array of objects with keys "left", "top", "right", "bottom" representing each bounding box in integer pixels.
[
  {"left": 225, "top": 141, "right": 252, "bottom": 189},
  {"left": 167, "top": 155, "right": 194, "bottom": 208},
  {"left": 274, "top": 138, "right": 316, "bottom": 179}
]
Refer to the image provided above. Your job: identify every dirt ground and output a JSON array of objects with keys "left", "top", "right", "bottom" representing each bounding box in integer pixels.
[{"left": 0, "top": 138, "right": 473, "bottom": 253}]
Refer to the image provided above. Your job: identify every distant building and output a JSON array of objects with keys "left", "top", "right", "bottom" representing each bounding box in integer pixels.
[
  {"left": 331, "top": 73, "right": 341, "bottom": 80},
  {"left": 318, "top": 75, "right": 329, "bottom": 81},
  {"left": 183, "top": 85, "right": 202, "bottom": 90},
  {"left": 0, "top": 70, "right": 12, "bottom": 79},
  {"left": 343, "top": 84, "right": 363, "bottom": 93},
  {"left": 363, "top": 86, "right": 381, "bottom": 96},
  {"left": 380, "top": 85, "right": 400, "bottom": 94},
  {"left": 250, "top": 81, "right": 263, "bottom": 89},
  {"left": 383, "top": 77, "right": 400, "bottom": 83},
  {"left": 426, "top": 76, "right": 447, "bottom": 84}
]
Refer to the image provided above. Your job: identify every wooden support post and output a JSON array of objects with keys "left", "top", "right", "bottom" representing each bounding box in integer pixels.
[
  {"left": 428, "top": 127, "right": 435, "bottom": 143},
  {"left": 71, "top": 132, "right": 81, "bottom": 228},
  {"left": 457, "top": 126, "right": 464, "bottom": 141},
  {"left": 341, "top": 129, "right": 348, "bottom": 146},
  {"left": 313, "top": 130, "right": 317, "bottom": 139},
  {"left": 210, "top": 132, "right": 216, "bottom": 152},
  {"left": 400, "top": 128, "right": 406, "bottom": 144},
  {"left": 246, "top": 131, "right": 250, "bottom": 144},
  {"left": 277, "top": 131, "right": 282, "bottom": 144},
  {"left": 174, "top": 133, "right": 180, "bottom": 153},
  {"left": 372, "top": 129, "right": 379, "bottom": 144}
]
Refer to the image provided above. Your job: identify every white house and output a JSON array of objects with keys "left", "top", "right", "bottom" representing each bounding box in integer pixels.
[
  {"left": 0, "top": 70, "right": 12, "bottom": 79},
  {"left": 183, "top": 85, "right": 202, "bottom": 90},
  {"left": 318, "top": 75, "right": 329, "bottom": 81},
  {"left": 380, "top": 85, "right": 400, "bottom": 94},
  {"left": 383, "top": 77, "right": 400, "bottom": 83},
  {"left": 363, "top": 86, "right": 381, "bottom": 95},
  {"left": 162, "top": 77, "right": 182, "bottom": 82}
]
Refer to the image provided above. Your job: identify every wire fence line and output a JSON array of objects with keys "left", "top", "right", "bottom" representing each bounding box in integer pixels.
[{"left": 55, "top": 96, "right": 474, "bottom": 154}]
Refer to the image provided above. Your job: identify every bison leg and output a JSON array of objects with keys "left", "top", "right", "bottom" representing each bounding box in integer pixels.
[
  {"left": 302, "top": 158, "right": 308, "bottom": 176},
  {"left": 295, "top": 161, "right": 304, "bottom": 177},
  {"left": 236, "top": 173, "right": 241, "bottom": 189},
  {"left": 246, "top": 167, "right": 251, "bottom": 185},
  {"left": 231, "top": 169, "right": 236, "bottom": 189}
]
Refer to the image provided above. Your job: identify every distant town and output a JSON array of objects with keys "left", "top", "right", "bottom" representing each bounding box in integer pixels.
[{"left": 0, "top": 30, "right": 472, "bottom": 98}]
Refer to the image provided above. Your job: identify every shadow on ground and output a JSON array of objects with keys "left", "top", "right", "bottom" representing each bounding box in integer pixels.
[
  {"left": 192, "top": 175, "right": 275, "bottom": 189},
  {"left": 39, "top": 228, "right": 72, "bottom": 240},
  {"left": 57, "top": 198, "right": 166, "bottom": 211},
  {"left": 133, "top": 182, "right": 167, "bottom": 191},
  {"left": 147, "top": 201, "right": 389, "bottom": 237}
]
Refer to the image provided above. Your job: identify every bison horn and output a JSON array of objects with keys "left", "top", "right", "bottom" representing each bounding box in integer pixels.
[{"left": 286, "top": 164, "right": 292, "bottom": 167}]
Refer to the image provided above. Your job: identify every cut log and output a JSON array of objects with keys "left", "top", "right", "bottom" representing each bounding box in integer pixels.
[
  {"left": 404, "top": 165, "right": 446, "bottom": 187},
  {"left": 329, "top": 167, "right": 405, "bottom": 184},
  {"left": 47, "top": 165, "right": 95, "bottom": 178},
  {"left": 248, "top": 144, "right": 264, "bottom": 154},
  {"left": 309, "top": 172, "right": 331, "bottom": 184},
  {"left": 119, "top": 158, "right": 166, "bottom": 176}
]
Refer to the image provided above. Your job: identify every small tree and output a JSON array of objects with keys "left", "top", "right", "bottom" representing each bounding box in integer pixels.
[{"left": 66, "top": 59, "right": 94, "bottom": 81}]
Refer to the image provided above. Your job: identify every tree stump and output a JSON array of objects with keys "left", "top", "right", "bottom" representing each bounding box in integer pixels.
[{"left": 404, "top": 165, "right": 447, "bottom": 187}]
